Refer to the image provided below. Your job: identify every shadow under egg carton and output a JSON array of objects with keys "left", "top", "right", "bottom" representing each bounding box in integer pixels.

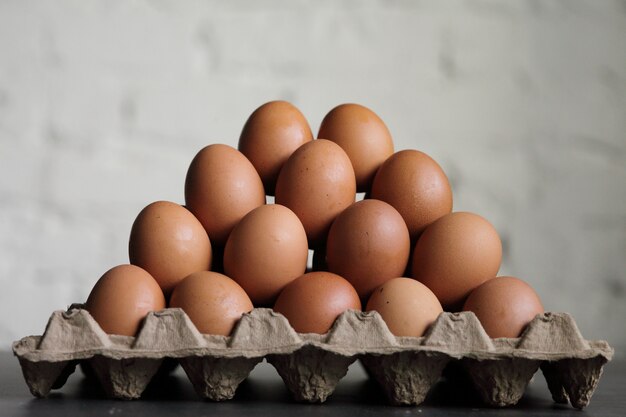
[{"left": 12, "top": 307, "right": 613, "bottom": 409}]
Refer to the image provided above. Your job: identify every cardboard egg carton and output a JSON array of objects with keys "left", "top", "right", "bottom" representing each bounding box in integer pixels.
[{"left": 13, "top": 306, "right": 613, "bottom": 409}]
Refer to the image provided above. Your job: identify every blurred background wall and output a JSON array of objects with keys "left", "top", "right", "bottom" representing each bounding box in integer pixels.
[{"left": 0, "top": 0, "right": 625, "bottom": 350}]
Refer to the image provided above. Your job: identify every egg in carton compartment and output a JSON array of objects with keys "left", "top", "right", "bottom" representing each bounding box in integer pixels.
[{"left": 12, "top": 306, "right": 613, "bottom": 409}]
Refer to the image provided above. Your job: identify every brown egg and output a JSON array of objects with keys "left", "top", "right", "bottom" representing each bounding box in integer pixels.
[
  {"left": 85, "top": 264, "right": 166, "bottom": 336},
  {"left": 318, "top": 103, "right": 394, "bottom": 191},
  {"left": 184, "top": 144, "right": 265, "bottom": 247},
  {"left": 366, "top": 277, "right": 443, "bottom": 337},
  {"left": 326, "top": 199, "right": 410, "bottom": 300},
  {"left": 273, "top": 271, "right": 361, "bottom": 334},
  {"left": 224, "top": 204, "right": 308, "bottom": 306},
  {"left": 275, "top": 139, "right": 356, "bottom": 247},
  {"left": 411, "top": 212, "right": 502, "bottom": 310},
  {"left": 129, "top": 201, "right": 212, "bottom": 297},
  {"left": 463, "top": 276, "right": 544, "bottom": 338},
  {"left": 169, "top": 271, "right": 253, "bottom": 336},
  {"left": 238, "top": 100, "right": 313, "bottom": 195},
  {"left": 371, "top": 150, "right": 452, "bottom": 241}
]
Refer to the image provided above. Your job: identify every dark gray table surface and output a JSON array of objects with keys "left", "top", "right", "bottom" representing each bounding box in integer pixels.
[{"left": 2, "top": 351, "right": 624, "bottom": 417}]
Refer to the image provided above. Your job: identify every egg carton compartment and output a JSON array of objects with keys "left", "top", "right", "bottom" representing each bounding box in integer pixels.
[{"left": 13, "top": 306, "right": 613, "bottom": 409}]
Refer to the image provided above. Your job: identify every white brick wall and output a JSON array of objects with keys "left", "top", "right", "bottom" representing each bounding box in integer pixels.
[{"left": 1, "top": 0, "right": 625, "bottom": 350}]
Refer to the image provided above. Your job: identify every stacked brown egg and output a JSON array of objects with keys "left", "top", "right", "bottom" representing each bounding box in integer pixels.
[{"left": 85, "top": 101, "right": 544, "bottom": 340}]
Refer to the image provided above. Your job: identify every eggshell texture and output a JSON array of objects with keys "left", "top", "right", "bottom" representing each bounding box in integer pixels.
[
  {"left": 169, "top": 271, "right": 253, "bottom": 336},
  {"left": 85, "top": 264, "right": 166, "bottom": 336},
  {"left": 275, "top": 139, "right": 356, "bottom": 247},
  {"left": 317, "top": 103, "right": 394, "bottom": 192},
  {"left": 326, "top": 199, "right": 410, "bottom": 300},
  {"left": 463, "top": 276, "right": 545, "bottom": 338},
  {"left": 366, "top": 277, "right": 443, "bottom": 337},
  {"left": 370, "top": 150, "right": 452, "bottom": 241},
  {"left": 224, "top": 204, "right": 308, "bottom": 306},
  {"left": 238, "top": 100, "right": 313, "bottom": 195},
  {"left": 184, "top": 144, "right": 265, "bottom": 247},
  {"left": 273, "top": 271, "right": 361, "bottom": 334},
  {"left": 412, "top": 212, "right": 502, "bottom": 310},
  {"left": 129, "top": 201, "right": 212, "bottom": 297}
]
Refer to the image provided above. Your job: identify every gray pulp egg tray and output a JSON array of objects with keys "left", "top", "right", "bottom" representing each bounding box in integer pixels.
[{"left": 12, "top": 306, "right": 613, "bottom": 409}]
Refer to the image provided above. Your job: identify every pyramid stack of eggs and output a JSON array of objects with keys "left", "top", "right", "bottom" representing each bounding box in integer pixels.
[{"left": 85, "top": 101, "right": 544, "bottom": 341}]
